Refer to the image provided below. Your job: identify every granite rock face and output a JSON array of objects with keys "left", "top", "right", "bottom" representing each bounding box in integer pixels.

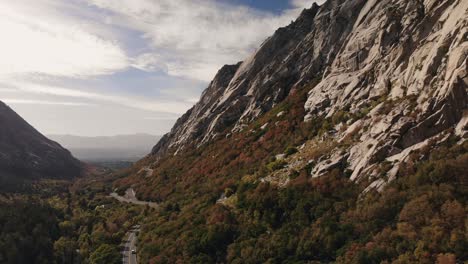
[
  {"left": 152, "top": 3, "right": 324, "bottom": 157},
  {"left": 303, "top": 0, "right": 467, "bottom": 183},
  {"left": 151, "top": 0, "right": 467, "bottom": 189},
  {"left": 0, "top": 101, "right": 82, "bottom": 185}
]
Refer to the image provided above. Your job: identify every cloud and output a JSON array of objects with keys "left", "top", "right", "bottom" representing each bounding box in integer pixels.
[
  {"left": 143, "top": 115, "right": 180, "bottom": 121},
  {"left": 0, "top": 0, "right": 323, "bottom": 136},
  {"left": 132, "top": 53, "right": 169, "bottom": 73},
  {"left": 2, "top": 98, "right": 93, "bottom": 106},
  {"left": 87, "top": 0, "right": 317, "bottom": 81},
  {"left": 0, "top": 88, "right": 17, "bottom": 93},
  {"left": 0, "top": 0, "right": 128, "bottom": 79},
  {"left": 8, "top": 81, "right": 192, "bottom": 114}
]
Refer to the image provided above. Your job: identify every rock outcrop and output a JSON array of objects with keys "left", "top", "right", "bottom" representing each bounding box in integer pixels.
[
  {"left": 303, "top": 0, "right": 468, "bottom": 184},
  {"left": 150, "top": 0, "right": 467, "bottom": 190},
  {"left": 152, "top": 4, "right": 325, "bottom": 157},
  {"left": 0, "top": 101, "right": 82, "bottom": 188}
]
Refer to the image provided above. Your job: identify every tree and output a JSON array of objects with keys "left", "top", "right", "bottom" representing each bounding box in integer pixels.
[
  {"left": 89, "top": 244, "right": 120, "bottom": 264},
  {"left": 54, "top": 237, "right": 79, "bottom": 264}
]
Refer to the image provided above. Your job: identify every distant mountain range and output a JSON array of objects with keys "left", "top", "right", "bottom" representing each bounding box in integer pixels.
[{"left": 48, "top": 134, "right": 161, "bottom": 162}]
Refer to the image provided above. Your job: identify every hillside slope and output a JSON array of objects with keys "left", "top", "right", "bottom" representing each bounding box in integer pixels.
[
  {"left": 151, "top": 0, "right": 467, "bottom": 188},
  {"left": 0, "top": 101, "right": 82, "bottom": 190},
  {"left": 118, "top": 0, "right": 467, "bottom": 262}
]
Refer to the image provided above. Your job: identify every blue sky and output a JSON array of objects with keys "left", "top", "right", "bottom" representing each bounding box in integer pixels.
[
  {"left": 226, "top": 0, "right": 293, "bottom": 13},
  {"left": 0, "top": 0, "right": 324, "bottom": 136}
]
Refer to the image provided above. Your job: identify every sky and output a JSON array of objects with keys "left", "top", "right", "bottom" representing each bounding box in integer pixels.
[{"left": 0, "top": 0, "right": 325, "bottom": 136}]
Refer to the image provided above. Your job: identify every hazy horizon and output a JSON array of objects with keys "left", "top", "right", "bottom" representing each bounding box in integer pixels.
[
  {"left": 47, "top": 132, "right": 160, "bottom": 138},
  {"left": 48, "top": 133, "right": 162, "bottom": 161}
]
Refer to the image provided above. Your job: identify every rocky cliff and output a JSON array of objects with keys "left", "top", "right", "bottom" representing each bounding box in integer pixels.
[
  {"left": 303, "top": 0, "right": 467, "bottom": 188},
  {"left": 150, "top": 0, "right": 467, "bottom": 191},
  {"left": 0, "top": 101, "right": 82, "bottom": 188},
  {"left": 121, "top": 1, "right": 467, "bottom": 261}
]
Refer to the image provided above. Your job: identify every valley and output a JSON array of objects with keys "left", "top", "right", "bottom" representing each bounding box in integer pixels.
[
  {"left": 48, "top": 134, "right": 162, "bottom": 170},
  {"left": 0, "top": 0, "right": 467, "bottom": 263}
]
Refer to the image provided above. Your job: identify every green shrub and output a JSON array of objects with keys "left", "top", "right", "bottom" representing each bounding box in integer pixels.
[
  {"left": 224, "top": 188, "right": 234, "bottom": 198},
  {"left": 284, "top": 146, "right": 298, "bottom": 156},
  {"left": 267, "top": 160, "right": 287, "bottom": 171}
]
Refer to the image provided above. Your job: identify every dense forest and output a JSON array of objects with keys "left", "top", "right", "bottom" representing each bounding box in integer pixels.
[
  {"left": 0, "top": 199, "right": 60, "bottom": 263},
  {"left": 0, "top": 177, "right": 148, "bottom": 264},
  {"left": 132, "top": 141, "right": 467, "bottom": 263}
]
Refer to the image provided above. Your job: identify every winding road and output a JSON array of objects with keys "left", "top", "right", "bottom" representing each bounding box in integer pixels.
[
  {"left": 122, "top": 226, "right": 139, "bottom": 264},
  {"left": 110, "top": 188, "right": 158, "bottom": 208},
  {"left": 111, "top": 189, "right": 157, "bottom": 263}
]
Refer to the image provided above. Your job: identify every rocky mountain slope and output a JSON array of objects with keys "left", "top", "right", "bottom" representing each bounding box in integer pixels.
[
  {"left": 0, "top": 101, "right": 82, "bottom": 189},
  {"left": 118, "top": 0, "right": 467, "bottom": 262},
  {"left": 151, "top": 0, "right": 467, "bottom": 191}
]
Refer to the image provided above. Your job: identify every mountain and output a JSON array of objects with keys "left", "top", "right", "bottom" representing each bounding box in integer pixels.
[
  {"left": 49, "top": 134, "right": 161, "bottom": 162},
  {"left": 0, "top": 101, "right": 82, "bottom": 190},
  {"left": 118, "top": 0, "right": 467, "bottom": 262},
  {"left": 151, "top": 0, "right": 467, "bottom": 185}
]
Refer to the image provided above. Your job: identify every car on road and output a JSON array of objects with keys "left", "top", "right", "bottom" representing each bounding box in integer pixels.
[{"left": 131, "top": 249, "right": 136, "bottom": 254}]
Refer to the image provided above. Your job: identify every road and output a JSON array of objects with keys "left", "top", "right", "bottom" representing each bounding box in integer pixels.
[
  {"left": 122, "top": 227, "right": 139, "bottom": 264},
  {"left": 111, "top": 189, "right": 155, "bottom": 264},
  {"left": 110, "top": 188, "right": 158, "bottom": 208}
]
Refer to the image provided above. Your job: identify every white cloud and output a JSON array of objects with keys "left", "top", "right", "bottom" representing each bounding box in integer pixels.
[
  {"left": 2, "top": 98, "right": 93, "bottom": 106},
  {"left": 132, "top": 53, "right": 169, "bottom": 73},
  {"left": 0, "top": 88, "right": 17, "bottom": 93},
  {"left": 0, "top": 0, "right": 323, "bottom": 136},
  {"left": 87, "top": 0, "right": 317, "bottom": 81},
  {"left": 143, "top": 116, "right": 179, "bottom": 121},
  {"left": 8, "top": 81, "right": 192, "bottom": 114},
  {"left": 0, "top": 0, "right": 128, "bottom": 79}
]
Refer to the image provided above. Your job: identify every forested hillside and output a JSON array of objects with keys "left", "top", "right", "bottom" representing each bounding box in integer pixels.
[
  {"left": 0, "top": 178, "right": 149, "bottom": 264},
  {"left": 117, "top": 79, "right": 467, "bottom": 263}
]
